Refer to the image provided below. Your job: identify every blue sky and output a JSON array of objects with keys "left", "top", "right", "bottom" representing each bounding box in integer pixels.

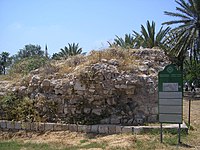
[{"left": 0, "top": 0, "right": 177, "bottom": 56}]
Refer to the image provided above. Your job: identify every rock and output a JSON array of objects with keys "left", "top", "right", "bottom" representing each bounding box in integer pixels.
[
  {"left": 74, "top": 80, "right": 86, "bottom": 91},
  {"left": 92, "top": 108, "right": 102, "bottom": 115},
  {"left": 41, "top": 79, "right": 50, "bottom": 87}
]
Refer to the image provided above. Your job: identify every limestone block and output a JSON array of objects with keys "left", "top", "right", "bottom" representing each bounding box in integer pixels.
[
  {"left": 57, "top": 104, "right": 64, "bottom": 114},
  {"left": 108, "top": 59, "right": 119, "bottom": 66},
  {"left": 15, "top": 121, "right": 22, "bottom": 130},
  {"left": 74, "top": 81, "right": 86, "bottom": 91},
  {"left": 84, "top": 108, "right": 91, "bottom": 114},
  {"left": 7, "top": 121, "right": 15, "bottom": 129},
  {"left": 0, "top": 120, "right": 7, "bottom": 129},
  {"left": 89, "top": 89, "right": 95, "bottom": 93},
  {"left": 62, "top": 124, "right": 69, "bottom": 130},
  {"left": 92, "top": 100, "right": 103, "bottom": 106},
  {"left": 100, "top": 118, "right": 110, "bottom": 124},
  {"left": 91, "top": 125, "right": 99, "bottom": 133},
  {"left": 108, "top": 125, "right": 116, "bottom": 134},
  {"left": 103, "top": 90, "right": 109, "bottom": 94},
  {"left": 18, "top": 86, "right": 27, "bottom": 94},
  {"left": 64, "top": 107, "right": 69, "bottom": 114},
  {"left": 30, "top": 75, "right": 40, "bottom": 85},
  {"left": 115, "top": 126, "right": 122, "bottom": 133},
  {"left": 76, "top": 90, "right": 84, "bottom": 95},
  {"left": 54, "top": 123, "right": 63, "bottom": 131},
  {"left": 45, "top": 122, "right": 54, "bottom": 131},
  {"left": 68, "top": 124, "right": 78, "bottom": 132},
  {"left": 110, "top": 116, "right": 121, "bottom": 124},
  {"left": 55, "top": 89, "right": 63, "bottom": 95},
  {"left": 77, "top": 125, "right": 87, "bottom": 132},
  {"left": 92, "top": 108, "right": 102, "bottom": 115},
  {"left": 41, "top": 79, "right": 50, "bottom": 87},
  {"left": 121, "top": 126, "right": 133, "bottom": 133},
  {"left": 99, "top": 125, "right": 109, "bottom": 134},
  {"left": 70, "top": 107, "right": 76, "bottom": 115},
  {"left": 78, "top": 125, "right": 91, "bottom": 133},
  {"left": 126, "top": 89, "right": 135, "bottom": 95}
]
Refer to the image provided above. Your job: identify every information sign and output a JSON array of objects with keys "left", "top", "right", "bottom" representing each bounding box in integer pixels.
[{"left": 158, "top": 64, "right": 183, "bottom": 123}]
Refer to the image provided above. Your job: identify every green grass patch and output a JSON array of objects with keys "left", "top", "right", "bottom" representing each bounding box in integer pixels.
[{"left": 0, "top": 140, "right": 55, "bottom": 150}]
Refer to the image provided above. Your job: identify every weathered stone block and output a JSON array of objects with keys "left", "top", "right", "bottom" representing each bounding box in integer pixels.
[
  {"left": 15, "top": 121, "right": 22, "bottom": 130},
  {"left": 0, "top": 120, "right": 7, "bottom": 129},
  {"left": 74, "top": 81, "right": 86, "bottom": 91},
  {"left": 45, "top": 123, "right": 54, "bottom": 131},
  {"left": 77, "top": 125, "right": 87, "bottom": 132},
  {"left": 115, "top": 126, "right": 122, "bottom": 134},
  {"left": 62, "top": 124, "right": 69, "bottom": 130},
  {"left": 121, "top": 126, "right": 133, "bottom": 133},
  {"left": 7, "top": 121, "right": 15, "bottom": 129},
  {"left": 108, "top": 125, "right": 116, "bottom": 134},
  {"left": 41, "top": 79, "right": 50, "bottom": 87},
  {"left": 110, "top": 117, "right": 120, "bottom": 124},
  {"left": 84, "top": 108, "right": 91, "bottom": 114},
  {"left": 68, "top": 124, "right": 78, "bottom": 132},
  {"left": 99, "top": 125, "right": 109, "bottom": 134},
  {"left": 54, "top": 123, "right": 63, "bottom": 131},
  {"left": 92, "top": 109, "right": 102, "bottom": 115},
  {"left": 100, "top": 118, "right": 110, "bottom": 124},
  {"left": 91, "top": 125, "right": 99, "bottom": 133}
]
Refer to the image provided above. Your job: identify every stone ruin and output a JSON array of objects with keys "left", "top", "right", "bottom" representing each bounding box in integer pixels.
[{"left": 0, "top": 48, "right": 171, "bottom": 125}]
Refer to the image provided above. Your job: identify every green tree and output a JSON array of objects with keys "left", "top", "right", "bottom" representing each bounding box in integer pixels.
[
  {"left": 10, "top": 44, "right": 47, "bottom": 74},
  {"left": 52, "top": 43, "right": 82, "bottom": 59},
  {"left": 133, "top": 20, "right": 170, "bottom": 49},
  {"left": 162, "top": 0, "right": 200, "bottom": 70},
  {"left": 13, "top": 44, "right": 44, "bottom": 61},
  {"left": 184, "top": 59, "right": 200, "bottom": 87},
  {"left": 0, "top": 52, "right": 11, "bottom": 75}
]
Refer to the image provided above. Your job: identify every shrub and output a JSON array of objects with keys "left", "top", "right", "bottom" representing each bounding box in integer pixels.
[
  {"left": 0, "top": 92, "right": 58, "bottom": 122},
  {"left": 9, "top": 56, "right": 48, "bottom": 75}
]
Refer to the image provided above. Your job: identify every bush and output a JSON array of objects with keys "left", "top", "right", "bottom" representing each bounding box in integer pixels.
[
  {"left": 0, "top": 92, "right": 58, "bottom": 122},
  {"left": 9, "top": 56, "right": 48, "bottom": 75}
]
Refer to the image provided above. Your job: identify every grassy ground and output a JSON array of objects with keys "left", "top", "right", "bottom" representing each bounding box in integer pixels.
[{"left": 0, "top": 99, "right": 199, "bottom": 150}]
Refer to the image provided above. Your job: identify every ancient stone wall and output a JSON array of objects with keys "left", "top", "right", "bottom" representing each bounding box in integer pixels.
[{"left": 1, "top": 49, "right": 171, "bottom": 125}]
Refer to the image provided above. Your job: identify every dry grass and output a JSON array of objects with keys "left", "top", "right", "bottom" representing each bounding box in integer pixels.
[{"left": 55, "top": 48, "right": 139, "bottom": 76}]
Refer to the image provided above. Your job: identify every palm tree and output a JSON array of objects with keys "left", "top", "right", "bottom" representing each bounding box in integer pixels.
[
  {"left": 54, "top": 43, "right": 82, "bottom": 59},
  {"left": 133, "top": 20, "right": 170, "bottom": 49},
  {"left": 162, "top": 0, "right": 200, "bottom": 69},
  {"left": 108, "top": 34, "right": 135, "bottom": 48}
]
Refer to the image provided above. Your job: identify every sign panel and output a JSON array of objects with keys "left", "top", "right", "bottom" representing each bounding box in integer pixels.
[{"left": 158, "top": 64, "right": 183, "bottom": 123}]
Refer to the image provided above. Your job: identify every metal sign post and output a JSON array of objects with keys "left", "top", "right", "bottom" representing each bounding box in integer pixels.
[{"left": 158, "top": 64, "right": 183, "bottom": 144}]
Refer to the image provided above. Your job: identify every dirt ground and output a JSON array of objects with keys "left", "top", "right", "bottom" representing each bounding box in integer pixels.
[{"left": 0, "top": 98, "right": 200, "bottom": 150}]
